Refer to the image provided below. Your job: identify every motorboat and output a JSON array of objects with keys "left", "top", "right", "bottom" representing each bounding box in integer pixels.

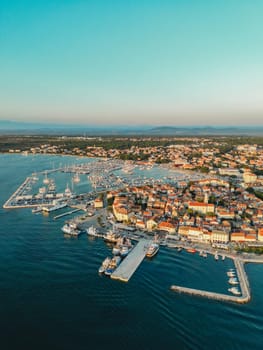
[
  {"left": 98, "top": 257, "right": 111, "bottom": 274},
  {"left": 227, "top": 270, "right": 236, "bottom": 277},
  {"left": 104, "top": 256, "right": 122, "bottom": 276},
  {"left": 87, "top": 225, "right": 98, "bottom": 236},
  {"left": 228, "top": 287, "right": 241, "bottom": 296},
  {"left": 61, "top": 222, "right": 81, "bottom": 236},
  {"left": 119, "top": 245, "right": 132, "bottom": 258},
  {"left": 146, "top": 243, "right": 159, "bottom": 258},
  {"left": 104, "top": 230, "right": 119, "bottom": 243},
  {"left": 186, "top": 248, "right": 196, "bottom": 254},
  {"left": 228, "top": 277, "right": 239, "bottom": 285}
]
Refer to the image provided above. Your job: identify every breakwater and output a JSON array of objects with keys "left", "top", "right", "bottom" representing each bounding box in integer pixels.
[{"left": 171, "top": 257, "right": 251, "bottom": 304}]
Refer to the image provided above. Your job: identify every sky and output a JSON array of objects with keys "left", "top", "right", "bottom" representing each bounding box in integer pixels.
[{"left": 0, "top": 0, "right": 263, "bottom": 126}]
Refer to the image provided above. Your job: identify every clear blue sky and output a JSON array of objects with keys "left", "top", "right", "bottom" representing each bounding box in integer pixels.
[{"left": 0, "top": 0, "right": 263, "bottom": 125}]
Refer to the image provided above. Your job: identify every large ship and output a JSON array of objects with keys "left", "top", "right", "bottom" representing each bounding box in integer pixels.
[{"left": 146, "top": 243, "right": 159, "bottom": 258}]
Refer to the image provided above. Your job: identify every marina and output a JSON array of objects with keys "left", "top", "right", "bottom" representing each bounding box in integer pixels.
[
  {"left": 170, "top": 258, "right": 251, "bottom": 304},
  {"left": 111, "top": 239, "right": 152, "bottom": 282}
]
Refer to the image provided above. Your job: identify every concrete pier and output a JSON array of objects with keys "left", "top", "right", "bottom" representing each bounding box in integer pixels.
[
  {"left": 170, "top": 257, "right": 251, "bottom": 304},
  {"left": 111, "top": 239, "right": 152, "bottom": 282},
  {"left": 54, "top": 208, "right": 81, "bottom": 220}
]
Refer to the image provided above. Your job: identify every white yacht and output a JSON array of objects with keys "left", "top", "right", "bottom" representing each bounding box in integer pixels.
[{"left": 228, "top": 287, "right": 241, "bottom": 296}]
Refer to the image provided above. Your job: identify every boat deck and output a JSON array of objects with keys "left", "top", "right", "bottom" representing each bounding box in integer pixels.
[{"left": 111, "top": 239, "right": 152, "bottom": 282}]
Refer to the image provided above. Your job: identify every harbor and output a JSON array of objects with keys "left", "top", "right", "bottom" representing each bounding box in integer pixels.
[
  {"left": 3, "top": 155, "right": 263, "bottom": 306},
  {"left": 111, "top": 239, "right": 152, "bottom": 282},
  {"left": 170, "top": 257, "right": 251, "bottom": 304}
]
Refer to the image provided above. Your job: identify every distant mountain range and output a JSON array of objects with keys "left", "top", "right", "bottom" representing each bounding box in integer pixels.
[{"left": 0, "top": 120, "right": 263, "bottom": 136}]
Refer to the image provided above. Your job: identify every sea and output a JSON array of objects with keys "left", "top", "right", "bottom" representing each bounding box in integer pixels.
[{"left": 0, "top": 154, "right": 263, "bottom": 350}]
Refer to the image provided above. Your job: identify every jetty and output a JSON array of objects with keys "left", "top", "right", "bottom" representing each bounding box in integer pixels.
[
  {"left": 54, "top": 208, "right": 82, "bottom": 220},
  {"left": 111, "top": 239, "right": 152, "bottom": 282},
  {"left": 170, "top": 258, "right": 251, "bottom": 304}
]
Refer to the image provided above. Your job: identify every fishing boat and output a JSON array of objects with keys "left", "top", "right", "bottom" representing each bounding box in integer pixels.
[
  {"left": 146, "top": 243, "right": 159, "bottom": 258},
  {"left": 98, "top": 257, "right": 111, "bottom": 274},
  {"left": 104, "top": 256, "right": 122, "bottom": 276}
]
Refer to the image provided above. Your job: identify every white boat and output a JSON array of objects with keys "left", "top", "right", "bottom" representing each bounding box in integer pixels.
[
  {"left": 222, "top": 255, "right": 225, "bottom": 261},
  {"left": 61, "top": 223, "right": 81, "bottom": 236},
  {"left": 146, "top": 243, "right": 159, "bottom": 258},
  {"left": 73, "top": 173, "right": 80, "bottom": 183},
  {"left": 32, "top": 206, "right": 43, "bottom": 214},
  {"left": 98, "top": 257, "right": 111, "bottom": 274},
  {"left": 119, "top": 245, "right": 132, "bottom": 257},
  {"left": 43, "top": 172, "right": 49, "bottom": 184},
  {"left": 42, "top": 201, "right": 67, "bottom": 212},
  {"left": 227, "top": 271, "right": 236, "bottom": 277},
  {"left": 39, "top": 187, "right": 46, "bottom": 194},
  {"left": 228, "top": 277, "right": 239, "bottom": 285},
  {"left": 64, "top": 184, "right": 72, "bottom": 197},
  {"left": 112, "top": 246, "right": 121, "bottom": 255},
  {"left": 87, "top": 226, "right": 98, "bottom": 236},
  {"left": 104, "top": 256, "right": 122, "bottom": 276},
  {"left": 228, "top": 287, "right": 241, "bottom": 296},
  {"left": 104, "top": 230, "right": 119, "bottom": 243},
  {"left": 214, "top": 252, "right": 219, "bottom": 260}
]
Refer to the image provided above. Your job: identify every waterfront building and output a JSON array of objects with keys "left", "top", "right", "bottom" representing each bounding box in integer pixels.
[
  {"left": 158, "top": 221, "right": 176, "bottom": 234},
  {"left": 257, "top": 228, "right": 263, "bottom": 242},
  {"left": 231, "top": 232, "right": 245, "bottom": 242},
  {"left": 211, "top": 230, "right": 229, "bottom": 244}
]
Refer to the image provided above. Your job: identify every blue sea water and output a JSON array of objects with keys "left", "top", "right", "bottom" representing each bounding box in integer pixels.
[{"left": 0, "top": 154, "right": 263, "bottom": 350}]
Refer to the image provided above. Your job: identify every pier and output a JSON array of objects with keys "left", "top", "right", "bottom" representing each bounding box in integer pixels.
[
  {"left": 111, "top": 239, "right": 152, "bottom": 282},
  {"left": 170, "top": 257, "right": 251, "bottom": 304},
  {"left": 54, "top": 208, "right": 82, "bottom": 220}
]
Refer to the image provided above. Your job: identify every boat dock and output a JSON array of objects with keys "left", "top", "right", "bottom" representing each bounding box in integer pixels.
[
  {"left": 170, "top": 258, "right": 251, "bottom": 304},
  {"left": 111, "top": 239, "right": 152, "bottom": 282},
  {"left": 54, "top": 208, "right": 82, "bottom": 220}
]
